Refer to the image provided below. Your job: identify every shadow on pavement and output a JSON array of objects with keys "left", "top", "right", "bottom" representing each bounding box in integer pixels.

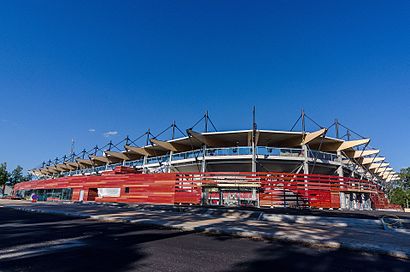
[
  {"left": 222, "top": 240, "right": 410, "bottom": 272},
  {"left": 1, "top": 204, "right": 410, "bottom": 272},
  {"left": 0, "top": 208, "right": 192, "bottom": 272}
]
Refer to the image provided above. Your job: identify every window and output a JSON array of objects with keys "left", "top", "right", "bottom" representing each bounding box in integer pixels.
[{"left": 125, "top": 187, "right": 130, "bottom": 194}]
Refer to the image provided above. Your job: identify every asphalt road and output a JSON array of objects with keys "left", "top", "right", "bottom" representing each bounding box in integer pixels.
[{"left": 1, "top": 207, "right": 409, "bottom": 272}]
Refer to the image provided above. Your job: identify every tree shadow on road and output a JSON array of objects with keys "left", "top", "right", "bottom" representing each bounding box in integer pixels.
[
  {"left": 0, "top": 208, "right": 193, "bottom": 272},
  {"left": 221, "top": 239, "right": 410, "bottom": 272},
  {"left": 2, "top": 206, "right": 410, "bottom": 272}
]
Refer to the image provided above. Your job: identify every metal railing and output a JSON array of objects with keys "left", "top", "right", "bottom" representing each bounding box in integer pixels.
[
  {"left": 124, "top": 159, "right": 144, "bottom": 167},
  {"left": 57, "top": 146, "right": 340, "bottom": 176},
  {"left": 146, "top": 155, "right": 169, "bottom": 165},
  {"left": 171, "top": 149, "right": 203, "bottom": 161},
  {"left": 308, "top": 150, "right": 338, "bottom": 161},
  {"left": 257, "top": 146, "right": 304, "bottom": 157},
  {"left": 206, "top": 146, "right": 252, "bottom": 156}
]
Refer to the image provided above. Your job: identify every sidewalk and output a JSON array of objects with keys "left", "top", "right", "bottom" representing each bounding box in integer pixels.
[{"left": 1, "top": 199, "right": 409, "bottom": 259}]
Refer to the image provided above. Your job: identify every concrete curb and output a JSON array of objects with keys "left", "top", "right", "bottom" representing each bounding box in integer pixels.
[{"left": 8, "top": 206, "right": 409, "bottom": 260}]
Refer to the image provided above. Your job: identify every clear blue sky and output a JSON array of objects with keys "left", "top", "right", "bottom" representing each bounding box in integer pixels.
[{"left": 0, "top": 1, "right": 409, "bottom": 172}]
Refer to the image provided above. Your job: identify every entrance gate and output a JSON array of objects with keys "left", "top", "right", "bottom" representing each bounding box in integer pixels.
[
  {"left": 202, "top": 186, "right": 259, "bottom": 207},
  {"left": 340, "top": 192, "right": 372, "bottom": 210}
]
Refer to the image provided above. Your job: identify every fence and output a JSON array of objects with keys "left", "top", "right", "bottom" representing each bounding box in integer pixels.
[
  {"left": 15, "top": 169, "right": 395, "bottom": 209},
  {"left": 174, "top": 172, "right": 384, "bottom": 209}
]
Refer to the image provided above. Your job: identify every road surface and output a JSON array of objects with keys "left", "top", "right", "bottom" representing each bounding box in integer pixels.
[{"left": 0, "top": 207, "right": 409, "bottom": 272}]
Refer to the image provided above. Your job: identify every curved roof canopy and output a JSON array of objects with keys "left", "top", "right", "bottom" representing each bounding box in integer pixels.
[{"left": 33, "top": 128, "right": 397, "bottom": 182}]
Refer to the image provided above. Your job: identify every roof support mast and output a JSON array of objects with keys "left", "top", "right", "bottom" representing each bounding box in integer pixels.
[
  {"left": 335, "top": 119, "right": 344, "bottom": 178},
  {"left": 252, "top": 106, "right": 257, "bottom": 172},
  {"left": 142, "top": 129, "right": 150, "bottom": 173},
  {"left": 335, "top": 119, "right": 339, "bottom": 139},
  {"left": 204, "top": 111, "right": 208, "bottom": 133},
  {"left": 301, "top": 109, "right": 309, "bottom": 175},
  {"left": 168, "top": 121, "right": 176, "bottom": 173},
  {"left": 201, "top": 111, "right": 209, "bottom": 172},
  {"left": 300, "top": 109, "right": 310, "bottom": 200}
]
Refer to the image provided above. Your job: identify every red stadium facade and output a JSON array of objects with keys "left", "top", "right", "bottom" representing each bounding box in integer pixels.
[
  {"left": 14, "top": 113, "right": 401, "bottom": 210},
  {"left": 14, "top": 166, "right": 399, "bottom": 210}
]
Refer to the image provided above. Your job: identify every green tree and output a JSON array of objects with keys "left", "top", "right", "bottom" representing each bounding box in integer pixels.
[
  {"left": 388, "top": 188, "right": 410, "bottom": 208},
  {"left": 399, "top": 167, "right": 410, "bottom": 189},
  {"left": 387, "top": 167, "right": 410, "bottom": 208},
  {"left": 0, "top": 162, "right": 10, "bottom": 194},
  {"left": 10, "top": 165, "right": 25, "bottom": 185}
]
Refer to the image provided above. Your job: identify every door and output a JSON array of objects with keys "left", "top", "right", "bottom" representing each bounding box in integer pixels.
[
  {"left": 222, "top": 191, "right": 240, "bottom": 207},
  {"left": 202, "top": 187, "right": 220, "bottom": 205},
  {"left": 79, "top": 190, "right": 84, "bottom": 202},
  {"left": 87, "top": 188, "right": 98, "bottom": 201}
]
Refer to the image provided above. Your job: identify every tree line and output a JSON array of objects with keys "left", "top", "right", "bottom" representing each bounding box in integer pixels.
[
  {"left": 0, "top": 162, "right": 32, "bottom": 194},
  {"left": 387, "top": 167, "right": 410, "bottom": 208}
]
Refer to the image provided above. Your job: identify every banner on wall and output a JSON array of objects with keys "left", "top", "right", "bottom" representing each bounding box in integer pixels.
[{"left": 98, "top": 188, "right": 121, "bottom": 197}]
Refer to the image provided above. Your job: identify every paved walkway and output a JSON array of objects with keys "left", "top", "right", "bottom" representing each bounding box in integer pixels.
[{"left": 1, "top": 200, "right": 409, "bottom": 259}]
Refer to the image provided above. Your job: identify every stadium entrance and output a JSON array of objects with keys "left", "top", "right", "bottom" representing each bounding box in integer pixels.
[
  {"left": 202, "top": 184, "right": 259, "bottom": 207},
  {"left": 340, "top": 192, "right": 372, "bottom": 210}
]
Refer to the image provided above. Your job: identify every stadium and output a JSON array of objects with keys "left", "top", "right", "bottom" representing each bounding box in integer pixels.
[{"left": 14, "top": 111, "right": 401, "bottom": 210}]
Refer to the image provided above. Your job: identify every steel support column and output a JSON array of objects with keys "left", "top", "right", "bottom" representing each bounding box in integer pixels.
[
  {"left": 142, "top": 155, "right": 148, "bottom": 173},
  {"left": 201, "top": 146, "right": 207, "bottom": 172},
  {"left": 337, "top": 150, "right": 346, "bottom": 209},
  {"left": 168, "top": 151, "right": 173, "bottom": 173}
]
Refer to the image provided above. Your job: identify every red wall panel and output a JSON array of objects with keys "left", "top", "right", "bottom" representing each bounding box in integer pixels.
[{"left": 14, "top": 168, "right": 397, "bottom": 209}]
